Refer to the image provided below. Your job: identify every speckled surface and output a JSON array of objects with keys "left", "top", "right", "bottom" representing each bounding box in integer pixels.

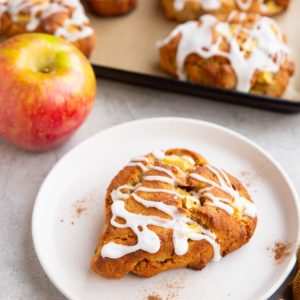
[{"left": 0, "top": 79, "right": 299, "bottom": 300}]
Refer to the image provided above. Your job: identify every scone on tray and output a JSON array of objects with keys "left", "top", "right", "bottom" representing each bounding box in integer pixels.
[
  {"left": 161, "top": 0, "right": 290, "bottom": 22},
  {"left": 0, "top": 0, "right": 95, "bottom": 57},
  {"left": 84, "top": 0, "right": 137, "bottom": 16},
  {"left": 157, "top": 11, "right": 294, "bottom": 97},
  {"left": 91, "top": 148, "right": 257, "bottom": 279}
]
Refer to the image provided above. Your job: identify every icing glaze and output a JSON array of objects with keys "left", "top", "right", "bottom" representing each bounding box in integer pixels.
[
  {"left": 0, "top": 0, "right": 93, "bottom": 42},
  {"left": 136, "top": 186, "right": 181, "bottom": 197},
  {"left": 152, "top": 149, "right": 166, "bottom": 160},
  {"left": 190, "top": 165, "right": 257, "bottom": 217},
  {"left": 126, "top": 156, "right": 150, "bottom": 172},
  {"left": 174, "top": 0, "right": 221, "bottom": 11},
  {"left": 144, "top": 175, "right": 174, "bottom": 184},
  {"left": 173, "top": 0, "right": 268, "bottom": 12},
  {"left": 235, "top": 0, "right": 267, "bottom": 11},
  {"left": 101, "top": 151, "right": 256, "bottom": 262},
  {"left": 182, "top": 155, "right": 195, "bottom": 165},
  {"left": 131, "top": 156, "right": 150, "bottom": 163},
  {"left": 151, "top": 166, "right": 175, "bottom": 178},
  {"left": 101, "top": 185, "right": 221, "bottom": 260},
  {"left": 157, "top": 12, "right": 290, "bottom": 92},
  {"left": 126, "top": 162, "right": 149, "bottom": 172}
]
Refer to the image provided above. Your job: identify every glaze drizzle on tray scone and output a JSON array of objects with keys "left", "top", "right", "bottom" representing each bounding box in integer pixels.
[
  {"left": 161, "top": 0, "right": 290, "bottom": 22},
  {"left": 157, "top": 11, "right": 294, "bottom": 96},
  {"left": 91, "top": 148, "right": 257, "bottom": 279},
  {"left": 0, "top": 0, "right": 95, "bottom": 57},
  {"left": 84, "top": 0, "right": 137, "bottom": 16}
]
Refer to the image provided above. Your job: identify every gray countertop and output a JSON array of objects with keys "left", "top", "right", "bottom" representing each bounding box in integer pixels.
[{"left": 1, "top": 79, "right": 299, "bottom": 300}]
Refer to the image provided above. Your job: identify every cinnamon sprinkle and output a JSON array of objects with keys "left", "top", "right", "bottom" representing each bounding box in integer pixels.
[
  {"left": 76, "top": 206, "right": 87, "bottom": 217},
  {"left": 267, "top": 241, "right": 292, "bottom": 263},
  {"left": 239, "top": 170, "right": 257, "bottom": 190},
  {"left": 146, "top": 294, "right": 162, "bottom": 300},
  {"left": 165, "top": 279, "right": 184, "bottom": 299},
  {"left": 72, "top": 200, "right": 88, "bottom": 218},
  {"left": 142, "top": 277, "right": 184, "bottom": 300},
  {"left": 59, "top": 190, "right": 100, "bottom": 226}
]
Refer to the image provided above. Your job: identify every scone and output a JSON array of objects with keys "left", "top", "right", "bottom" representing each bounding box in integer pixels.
[
  {"left": 157, "top": 11, "right": 294, "bottom": 97},
  {"left": 91, "top": 148, "right": 257, "bottom": 279},
  {"left": 0, "top": 0, "right": 95, "bottom": 57},
  {"left": 161, "top": 0, "right": 290, "bottom": 22},
  {"left": 84, "top": 0, "right": 137, "bottom": 16}
]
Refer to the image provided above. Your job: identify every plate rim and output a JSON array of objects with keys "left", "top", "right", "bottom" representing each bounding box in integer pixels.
[{"left": 31, "top": 117, "right": 300, "bottom": 300}]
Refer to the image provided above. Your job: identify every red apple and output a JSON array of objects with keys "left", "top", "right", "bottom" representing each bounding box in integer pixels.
[{"left": 0, "top": 33, "right": 96, "bottom": 151}]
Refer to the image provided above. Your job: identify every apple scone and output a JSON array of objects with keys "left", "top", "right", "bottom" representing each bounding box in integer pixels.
[
  {"left": 91, "top": 148, "right": 257, "bottom": 279},
  {"left": 0, "top": 0, "right": 95, "bottom": 57},
  {"left": 161, "top": 0, "right": 290, "bottom": 22},
  {"left": 157, "top": 11, "right": 294, "bottom": 97},
  {"left": 84, "top": 0, "right": 137, "bottom": 16}
]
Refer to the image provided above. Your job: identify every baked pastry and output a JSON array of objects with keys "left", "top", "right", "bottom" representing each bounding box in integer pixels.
[
  {"left": 157, "top": 11, "right": 294, "bottom": 97},
  {"left": 91, "top": 148, "right": 257, "bottom": 279},
  {"left": 0, "top": 0, "right": 95, "bottom": 57},
  {"left": 161, "top": 0, "right": 290, "bottom": 22},
  {"left": 84, "top": 0, "right": 137, "bottom": 16}
]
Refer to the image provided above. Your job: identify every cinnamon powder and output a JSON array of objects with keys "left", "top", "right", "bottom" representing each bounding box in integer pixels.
[
  {"left": 146, "top": 294, "right": 162, "bottom": 300},
  {"left": 268, "top": 241, "right": 292, "bottom": 263},
  {"left": 75, "top": 206, "right": 87, "bottom": 217},
  {"left": 142, "top": 277, "right": 184, "bottom": 300}
]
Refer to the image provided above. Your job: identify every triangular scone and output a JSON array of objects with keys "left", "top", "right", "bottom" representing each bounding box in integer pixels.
[
  {"left": 91, "top": 148, "right": 257, "bottom": 279},
  {"left": 0, "top": 0, "right": 95, "bottom": 57}
]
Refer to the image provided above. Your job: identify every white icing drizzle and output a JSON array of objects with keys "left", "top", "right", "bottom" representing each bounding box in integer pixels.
[
  {"left": 235, "top": 0, "right": 267, "bottom": 11},
  {"left": 152, "top": 149, "right": 166, "bottom": 160},
  {"left": 173, "top": 0, "right": 268, "bottom": 12},
  {"left": 136, "top": 186, "right": 182, "bottom": 197},
  {"left": 131, "top": 156, "right": 150, "bottom": 163},
  {"left": 144, "top": 175, "right": 174, "bottom": 185},
  {"left": 101, "top": 185, "right": 221, "bottom": 260},
  {"left": 172, "top": 164, "right": 187, "bottom": 178},
  {"left": 126, "top": 156, "right": 150, "bottom": 172},
  {"left": 127, "top": 162, "right": 149, "bottom": 172},
  {"left": 174, "top": 0, "right": 221, "bottom": 10},
  {"left": 202, "top": 192, "right": 235, "bottom": 214},
  {"left": 157, "top": 12, "right": 290, "bottom": 92},
  {"left": 182, "top": 155, "right": 195, "bottom": 165},
  {"left": 0, "top": 0, "right": 93, "bottom": 42},
  {"left": 190, "top": 165, "right": 257, "bottom": 217},
  {"left": 101, "top": 151, "right": 256, "bottom": 262},
  {"left": 151, "top": 166, "right": 175, "bottom": 178}
]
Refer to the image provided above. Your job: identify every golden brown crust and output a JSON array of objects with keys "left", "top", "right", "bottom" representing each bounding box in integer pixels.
[
  {"left": 161, "top": 0, "right": 290, "bottom": 22},
  {"left": 159, "top": 13, "right": 294, "bottom": 97},
  {"left": 0, "top": 2, "right": 95, "bottom": 57},
  {"left": 85, "top": 0, "right": 137, "bottom": 16},
  {"left": 91, "top": 148, "right": 257, "bottom": 279}
]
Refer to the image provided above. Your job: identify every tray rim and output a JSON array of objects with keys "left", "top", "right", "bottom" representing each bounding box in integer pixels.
[{"left": 92, "top": 64, "right": 300, "bottom": 113}]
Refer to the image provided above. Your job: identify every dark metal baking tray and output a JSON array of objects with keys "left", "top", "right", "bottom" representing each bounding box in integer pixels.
[{"left": 92, "top": 65, "right": 300, "bottom": 113}]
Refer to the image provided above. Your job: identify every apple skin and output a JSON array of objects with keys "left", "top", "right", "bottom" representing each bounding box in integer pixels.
[{"left": 0, "top": 33, "right": 96, "bottom": 151}]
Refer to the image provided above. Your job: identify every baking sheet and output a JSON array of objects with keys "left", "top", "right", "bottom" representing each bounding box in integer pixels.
[
  {"left": 89, "top": 0, "right": 300, "bottom": 106},
  {"left": 89, "top": 1, "right": 173, "bottom": 77}
]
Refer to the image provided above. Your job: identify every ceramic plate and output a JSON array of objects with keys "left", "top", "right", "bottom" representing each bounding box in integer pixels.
[{"left": 32, "top": 117, "right": 300, "bottom": 300}]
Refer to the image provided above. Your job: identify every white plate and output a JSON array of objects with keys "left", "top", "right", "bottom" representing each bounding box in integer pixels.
[{"left": 32, "top": 117, "right": 300, "bottom": 300}]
